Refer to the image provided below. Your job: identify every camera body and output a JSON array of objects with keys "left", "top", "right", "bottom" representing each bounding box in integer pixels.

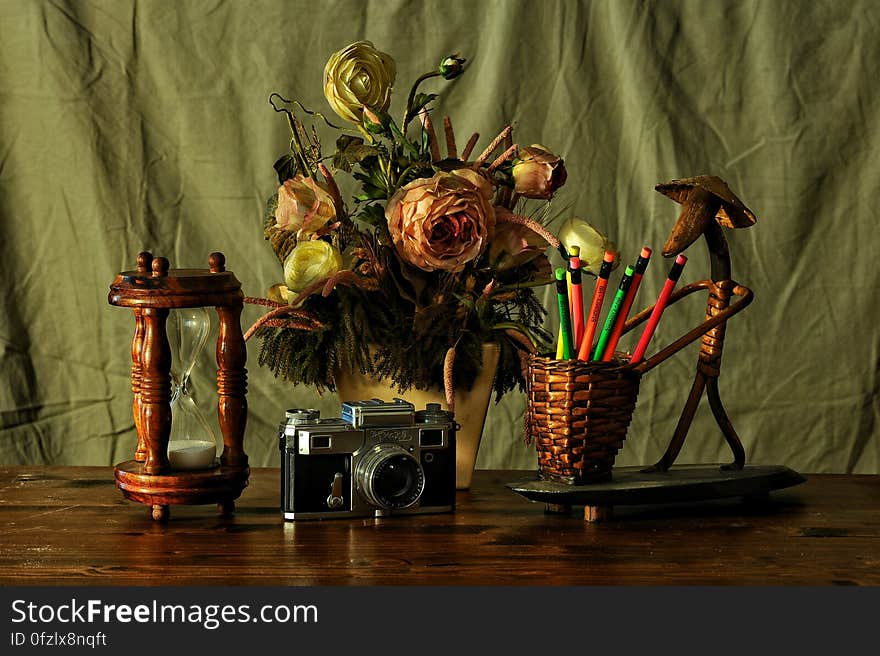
[{"left": 279, "top": 398, "right": 456, "bottom": 520}]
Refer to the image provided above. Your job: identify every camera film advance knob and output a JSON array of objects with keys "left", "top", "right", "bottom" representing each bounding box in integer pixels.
[
  {"left": 417, "top": 402, "right": 447, "bottom": 423},
  {"left": 326, "top": 472, "right": 344, "bottom": 510}
]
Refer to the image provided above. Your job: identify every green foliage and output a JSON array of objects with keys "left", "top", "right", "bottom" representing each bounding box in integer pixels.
[
  {"left": 273, "top": 154, "right": 299, "bottom": 184},
  {"left": 254, "top": 244, "right": 553, "bottom": 398},
  {"left": 409, "top": 92, "right": 437, "bottom": 118},
  {"left": 332, "top": 136, "right": 380, "bottom": 173},
  {"left": 355, "top": 203, "right": 386, "bottom": 229}
]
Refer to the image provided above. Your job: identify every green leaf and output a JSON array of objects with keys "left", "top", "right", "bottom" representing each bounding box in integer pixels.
[
  {"left": 352, "top": 167, "right": 389, "bottom": 200},
  {"left": 332, "top": 135, "right": 380, "bottom": 173},
  {"left": 410, "top": 92, "right": 437, "bottom": 118},
  {"left": 356, "top": 203, "right": 386, "bottom": 228},
  {"left": 354, "top": 186, "right": 387, "bottom": 201},
  {"left": 273, "top": 154, "right": 299, "bottom": 184},
  {"left": 336, "top": 135, "right": 362, "bottom": 151}
]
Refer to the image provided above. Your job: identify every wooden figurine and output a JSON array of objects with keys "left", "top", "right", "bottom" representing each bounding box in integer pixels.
[
  {"left": 510, "top": 177, "right": 806, "bottom": 521},
  {"left": 647, "top": 176, "right": 757, "bottom": 472},
  {"left": 109, "top": 252, "right": 249, "bottom": 520}
]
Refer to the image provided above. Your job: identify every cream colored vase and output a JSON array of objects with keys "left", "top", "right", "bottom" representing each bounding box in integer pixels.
[{"left": 336, "top": 343, "right": 500, "bottom": 490}]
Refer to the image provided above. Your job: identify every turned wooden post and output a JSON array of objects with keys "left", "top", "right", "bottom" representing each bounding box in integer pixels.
[
  {"left": 140, "top": 257, "right": 173, "bottom": 475},
  {"left": 140, "top": 306, "right": 171, "bottom": 475},
  {"left": 131, "top": 252, "right": 152, "bottom": 462},
  {"left": 210, "top": 252, "right": 248, "bottom": 468}
]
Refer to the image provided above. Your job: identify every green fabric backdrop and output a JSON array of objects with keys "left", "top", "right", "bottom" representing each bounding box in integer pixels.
[{"left": 1, "top": 0, "right": 877, "bottom": 473}]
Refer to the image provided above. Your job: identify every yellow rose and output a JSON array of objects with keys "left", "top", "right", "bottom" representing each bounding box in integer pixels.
[
  {"left": 323, "top": 41, "right": 396, "bottom": 124},
  {"left": 283, "top": 240, "right": 343, "bottom": 295}
]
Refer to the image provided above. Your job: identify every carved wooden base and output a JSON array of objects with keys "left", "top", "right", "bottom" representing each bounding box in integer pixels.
[{"left": 114, "top": 460, "right": 249, "bottom": 521}]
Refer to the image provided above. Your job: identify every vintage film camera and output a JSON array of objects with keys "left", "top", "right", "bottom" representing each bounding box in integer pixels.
[{"left": 279, "top": 398, "right": 457, "bottom": 519}]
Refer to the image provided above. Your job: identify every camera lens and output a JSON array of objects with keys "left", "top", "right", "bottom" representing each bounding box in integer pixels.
[{"left": 356, "top": 445, "right": 425, "bottom": 510}]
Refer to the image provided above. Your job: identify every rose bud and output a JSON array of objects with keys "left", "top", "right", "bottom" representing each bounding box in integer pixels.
[
  {"left": 439, "top": 54, "right": 466, "bottom": 80},
  {"left": 362, "top": 107, "right": 390, "bottom": 134},
  {"left": 275, "top": 174, "right": 337, "bottom": 236},
  {"left": 511, "top": 145, "right": 568, "bottom": 199}
]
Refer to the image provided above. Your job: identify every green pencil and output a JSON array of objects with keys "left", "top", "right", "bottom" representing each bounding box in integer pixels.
[
  {"left": 592, "top": 265, "right": 635, "bottom": 361},
  {"left": 555, "top": 267, "right": 574, "bottom": 359}
]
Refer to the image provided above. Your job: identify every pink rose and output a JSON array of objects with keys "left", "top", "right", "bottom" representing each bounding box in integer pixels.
[
  {"left": 489, "top": 207, "right": 550, "bottom": 270},
  {"left": 385, "top": 169, "right": 496, "bottom": 272},
  {"left": 275, "top": 175, "right": 337, "bottom": 235},
  {"left": 511, "top": 145, "right": 568, "bottom": 199}
]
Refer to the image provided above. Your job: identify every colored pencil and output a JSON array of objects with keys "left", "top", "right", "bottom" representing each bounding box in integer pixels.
[
  {"left": 555, "top": 267, "right": 574, "bottom": 359},
  {"left": 629, "top": 254, "right": 688, "bottom": 363},
  {"left": 556, "top": 245, "right": 579, "bottom": 359},
  {"left": 569, "top": 246, "right": 585, "bottom": 348},
  {"left": 601, "top": 246, "right": 652, "bottom": 361},
  {"left": 576, "top": 251, "right": 615, "bottom": 361},
  {"left": 592, "top": 265, "right": 635, "bottom": 361}
]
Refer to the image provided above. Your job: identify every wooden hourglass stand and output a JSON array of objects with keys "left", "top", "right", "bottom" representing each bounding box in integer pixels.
[{"left": 109, "top": 251, "right": 249, "bottom": 521}]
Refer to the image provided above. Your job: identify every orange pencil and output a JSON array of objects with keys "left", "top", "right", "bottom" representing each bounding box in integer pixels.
[{"left": 576, "top": 250, "right": 615, "bottom": 360}]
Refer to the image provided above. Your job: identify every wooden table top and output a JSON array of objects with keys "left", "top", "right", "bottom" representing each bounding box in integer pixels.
[{"left": 0, "top": 466, "right": 877, "bottom": 586}]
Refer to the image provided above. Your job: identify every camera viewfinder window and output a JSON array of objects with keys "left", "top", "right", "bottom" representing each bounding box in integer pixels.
[
  {"left": 311, "top": 435, "right": 331, "bottom": 449},
  {"left": 419, "top": 429, "right": 444, "bottom": 447}
]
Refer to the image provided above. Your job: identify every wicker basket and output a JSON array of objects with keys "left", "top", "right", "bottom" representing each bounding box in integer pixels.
[{"left": 527, "top": 355, "right": 642, "bottom": 484}]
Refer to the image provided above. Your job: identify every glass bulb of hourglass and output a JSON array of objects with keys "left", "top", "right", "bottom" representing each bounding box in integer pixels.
[{"left": 167, "top": 307, "right": 219, "bottom": 471}]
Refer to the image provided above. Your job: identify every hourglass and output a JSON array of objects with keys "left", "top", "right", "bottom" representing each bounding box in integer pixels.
[
  {"left": 167, "top": 307, "right": 219, "bottom": 471},
  {"left": 109, "top": 251, "right": 249, "bottom": 521}
]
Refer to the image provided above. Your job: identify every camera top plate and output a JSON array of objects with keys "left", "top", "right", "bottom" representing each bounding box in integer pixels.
[{"left": 341, "top": 398, "right": 415, "bottom": 429}]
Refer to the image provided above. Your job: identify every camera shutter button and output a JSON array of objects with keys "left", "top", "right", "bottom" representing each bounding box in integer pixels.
[{"left": 326, "top": 472, "right": 344, "bottom": 509}]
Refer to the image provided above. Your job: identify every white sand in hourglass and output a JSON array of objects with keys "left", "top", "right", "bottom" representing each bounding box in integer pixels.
[{"left": 168, "top": 440, "right": 217, "bottom": 470}]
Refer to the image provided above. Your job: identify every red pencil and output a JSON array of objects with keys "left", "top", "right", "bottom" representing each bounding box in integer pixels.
[
  {"left": 629, "top": 254, "right": 687, "bottom": 363},
  {"left": 601, "top": 246, "right": 652, "bottom": 361},
  {"left": 576, "top": 250, "right": 615, "bottom": 361},
  {"left": 569, "top": 251, "right": 585, "bottom": 348}
]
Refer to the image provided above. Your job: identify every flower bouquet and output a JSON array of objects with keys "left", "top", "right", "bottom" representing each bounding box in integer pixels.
[{"left": 248, "top": 41, "right": 612, "bottom": 411}]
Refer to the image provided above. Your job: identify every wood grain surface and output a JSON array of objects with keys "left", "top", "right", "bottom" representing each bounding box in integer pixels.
[{"left": 0, "top": 466, "right": 877, "bottom": 586}]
